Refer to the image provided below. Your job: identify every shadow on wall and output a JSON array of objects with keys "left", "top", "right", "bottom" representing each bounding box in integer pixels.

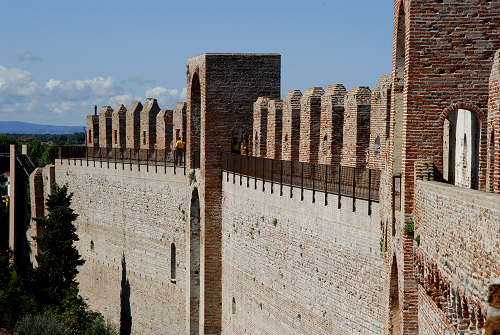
[{"left": 120, "top": 253, "right": 132, "bottom": 335}]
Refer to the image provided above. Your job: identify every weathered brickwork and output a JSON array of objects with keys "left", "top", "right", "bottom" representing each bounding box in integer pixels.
[
  {"left": 173, "top": 102, "right": 187, "bottom": 142},
  {"left": 414, "top": 180, "right": 500, "bottom": 332},
  {"left": 55, "top": 161, "right": 188, "bottom": 335},
  {"left": 86, "top": 113, "right": 99, "bottom": 147},
  {"left": 126, "top": 101, "right": 142, "bottom": 149},
  {"left": 341, "top": 87, "right": 371, "bottom": 168},
  {"left": 417, "top": 286, "right": 457, "bottom": 335},
  {"left": 299, "top": 87, "right": 324, "bottom": 163},
  {"left": 186, "top": 54, "right": 281, "bottom": 334},
  {"left": 253, "top": 97, "right": 269, "bottom": 157},
  {"left": 281, "top": 90, "right": 302, "bottom": 162},
  {"left": 98, "top": 106, "right": 113, "bottom": 148},
  {"left": 156, "top": 109, "right": 173, "bottom": 151},
  {"left": 140, "top": 98, "right": 160, "bottom": 150},
  {"left": 266, "top": 99, "right": 283, "bottom": 160},
  {"left": 221, "top": 177, "right": 385, "bottom": 334},
  {"left": 488, "top": 50, "right": 500, "bottom": 193},
  {"left": 318, "top": 84, "right": 346, "bottom": 165},
  {"left": 112, "top": 104, "right": 127, "bottom": 149},
  {"left": 369, "top": 75, "right": 391, "bottom": 170}
]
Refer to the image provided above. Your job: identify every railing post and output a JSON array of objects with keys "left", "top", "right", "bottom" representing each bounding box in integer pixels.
[
  {"left": 129, "top": 149, "right": 132, "bottom": 171},
  {"left": 280, "top": 160, "right": 283, "bottom": 196},
  {"left": 59, "top": 147, "right": 62, "bottom": 164},
  {"left": 164, "top": 149, "right": 167, "bottom": 174},
  {"left": 226, "top": 155, "right": 229, "bottom": 182},
  {"left": 352, "top": 168, "right": 356, "bottom": 212},
  {"left": 100, "top": 148, "right": 103, "bottom": 168},
  {"left": 262, "top": 158, "right": 265, "bottom": 192},
  {"left": 137, "top": 149, "right": 140, "bottom": 172},
  {"left": 155, "top": 150, "right": 158, "bottom": 174},
  {"left": 290, "top": 162, "right": 293, "bottom": 198},
  {"left": 312, "top": 164, "right": 315, "bottom": 203},
  {"left": 301, "top": 162, "right": 304, "bottom": 201},
  {"left": 114, "top": 148, "right": 117, "bottom": 169},
  {"left": 368, "top": 169, "right": 372, "bottom": 216},
  {"left": 270, "top": 159, "right": 274, "bottom": 194},
  {"left": 246, "top": 156, "right": 249, "bottom": 188},
  {"left": 122, "top": 148, "right": 124, "bottom": 170},
  {"left": 174, "top": 150, "right": 176, "bottom": 175},
  {"left": 86, "top": 147, "right": 88, "bottom": 167},
  {"left": 183, "top": 150, "right": 186, "bottom": 175},
  {"left": 325, "top": 165, "right": 328, "bottom": 206},
  {"left": 106, "top": 148, "right": 109, "bottom": 169},
  {"left": 254, "top": 156, "right": 257, "bottom": 190},
  {"left": 146, "top": 149, "right": 149, "bottom": 173},
  {"left": 338, "top": 165, "right": 342, "bottom": 209}
]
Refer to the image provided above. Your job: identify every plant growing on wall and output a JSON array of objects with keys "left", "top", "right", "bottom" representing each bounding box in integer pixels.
[{"left": 404, "top": 221, "right": 414, "bottom": 235}]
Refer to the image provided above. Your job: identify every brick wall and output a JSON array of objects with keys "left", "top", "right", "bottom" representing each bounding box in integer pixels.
[
  {"left": 369, "top": 75, "right": 391, "bottom": 170},
  {"left": 253, "top": 97, "right": 269, "bottom": 157},
  {"left": 112, "top": 104, "right": 127, "bottom": 149},
  {"left": 140, "top": 98, "right": 160, "bottom": 150},
  {"left": 488, "top": 49, "right": 500, "bottom": 193},
  {"left": 172, "top": 102, "right": 187, "bottom": 143},
  {"left": 318, "top": 84, "right": 346, "bottom": 165},
  {"left": 55, "top": 161, "right": 188, "bottom": 335},
  {"left": 221, "top": 176, "right": 385, "bottom": 334},
  {"left": 86, "top": 114, "right": 99, "bottom": 147},
  {"left": 417, "top": 285, "right": 458, "bottom": 335},
  {"left": 299, "top": 87, "right": 324, "bottom": 163},
  {"left": 341, "top": 87, "right": 371, "bottom": 168},
  {"left": 99, "top": 106, "right": 113, "bottom": 148},
  {"left": 414, "top": 179, "right": 500, "bottom": 331},
  {"left": 156, "top": 109, "right": 173, "bottom": 152},
  {"left": 186, "top": 53, "right": 281, "bottom": 334},
  {"left": 281, "top": 90, "right": 302, "bottom": 162},
  {"left": 266, "top": 99, "right": 283, "bottom": 160},
  {"left": 126, "top": 101, "right": 142, "bottom": 149}
]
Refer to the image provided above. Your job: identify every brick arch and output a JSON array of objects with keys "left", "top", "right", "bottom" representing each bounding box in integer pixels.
[{"left": 434, "top": 101, "right": 488, "bottom": 190}]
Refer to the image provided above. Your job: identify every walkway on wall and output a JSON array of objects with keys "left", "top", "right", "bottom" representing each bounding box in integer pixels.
[{"left": 222, "top": 153, "right": 381, "bottom": 214}]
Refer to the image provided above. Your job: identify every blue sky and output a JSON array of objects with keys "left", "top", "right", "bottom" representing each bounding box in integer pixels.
[{"left": 0, "top": 0, "right": 394, "bottom": 126}]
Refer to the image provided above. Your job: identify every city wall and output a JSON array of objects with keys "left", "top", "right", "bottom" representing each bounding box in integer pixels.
[
  {"left": 221, "top": 174, "right": 385, "bottom": 334},
  {"left": 54, "top": 160, "right": 188, "bottom": 335}
]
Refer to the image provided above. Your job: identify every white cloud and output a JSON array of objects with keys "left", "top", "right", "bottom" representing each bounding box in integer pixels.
[
  {"left": 0, "top": 65, "right": 185, "bottom": 125},
  {"left": 17, "top": 51, "right": 42, "bottom": 62}
]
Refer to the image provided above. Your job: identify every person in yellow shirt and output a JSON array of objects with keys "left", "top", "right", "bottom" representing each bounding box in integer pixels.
[{"left": 175, "top": 138, "right": 184, "bottom": 165}]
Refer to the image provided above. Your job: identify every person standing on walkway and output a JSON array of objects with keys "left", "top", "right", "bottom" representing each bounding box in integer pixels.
[{"left": 175, "top": 137, "right": 184, "bottom": 165}]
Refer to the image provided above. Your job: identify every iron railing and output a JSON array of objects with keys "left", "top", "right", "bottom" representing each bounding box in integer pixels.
[
  {"left": 58, "top": 146, "right": 186, "bottom": 175},
  {"left": 223, "top": 153, "right": 380, "bottom": 214}
]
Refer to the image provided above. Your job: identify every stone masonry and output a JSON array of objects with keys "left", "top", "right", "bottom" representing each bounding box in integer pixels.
[
  {"left": 318, "top": 84, "right": 346, "bottom": 165},
  {"left": 281, "top": 90, "right": 302, "bottom": 162},
  {"left": 98, "top": 106, "right": 113, "bottom": 148},
  {"left": 299, "top": 87, "right": 324, "bottom": 163},
  {"left": 140, "top": 98, "right": 160, "bottom": 150},
  {"left": 266, "top": 99, "right": 283, "bottom": 160},
  {"left": 126, "top": 101, "right": 142, "bottom": 149},
  {"left": 253, "top": 97, "right": 269, "bottom": 157},
  {"left": 112, "top": 104, "right": 127, "bottom": 149}
]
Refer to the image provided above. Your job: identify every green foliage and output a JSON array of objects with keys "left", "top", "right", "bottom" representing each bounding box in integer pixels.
[
  {"left": 8, "top": 133, "right": 85, "bottom": 145},
  {"left": 32, "top": 184, "right": 84, "bottom": 307},
  {"left": 83, "top": 317, "right": 118, "bottom": 335},
  {"left": 404, "top": 221, "right": 414, "bottom": 235},
  {"left": 14, "top": 313, "right": 66, "bottom": 335},
  {"left": 0, "top": 134, "right": 18, "bottom": 145},
  {"left": 415, "top": 234, "right": 421, "bottom": 246}
]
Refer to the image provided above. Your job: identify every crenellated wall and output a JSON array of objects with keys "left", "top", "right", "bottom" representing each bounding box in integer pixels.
[
  {"left": 126, "top": 101, "right": 143, "bottom": 149},
  {"left": 488, "top": 50, "right": 500, "bottom": 193},
  {"left": 319, "top": 84, "right": 346, "bottom": 165},
  {"left": 98, "top": 106, "right": 113, "bottom": 148},
  {"left": 299, "top": 87, "right": 324, "bottom": 163},
  {"left": 253, "top": 97, "right": 269, "bottom": 157},
  {"left": 140, "top": 98, "right": 160, "bottom": 150},
  {"left": 156, "top": 109, "right": 174, "bottom": 151},
  {"left": 266, "top": 99, "right": 283, "bottom": 160},
  {"left": 281, "top": 90, "right": 302, "bottom": 161},
  {"left": 369, "top": 75, "right": 391, "bottom": 170},
  {"left": 112, "top": 104, "right": 127, "bottom": 149}
]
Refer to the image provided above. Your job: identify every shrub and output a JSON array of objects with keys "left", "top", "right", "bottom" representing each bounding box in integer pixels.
[
  {"left": 14, "top": 314, "right": 66, "bottom": 335},
  {"left": 83, "top": 317, "right": 118, "bottom": 335},
  {"left": 404, "top": 222, "right": 414, "bottom": 235}
]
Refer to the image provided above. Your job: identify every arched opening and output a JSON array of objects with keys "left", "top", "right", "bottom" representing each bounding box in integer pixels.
[
  {"left": 392, "top": 1, "right": 406, "bottom": 176},
  {"left": 232, "top": 297, "right": 236, "bottom": 315},
  {"left": 389, "top": 256, "right": 401, "bottom": 335},
  {"left": 231, "top": 127, "right": 242, "bottom": 154},
  {"left": 443, "top": 109, "right": 480, "bottom": 189},
  {"left": 170, "top": 243, "right": 176, "bottom": 284},
  {"left": 375, "top": 136, "right": 381, "bottom": 159},
  {"left": 190, "top": 73, "right": 201, "bottom": 168},
  {"left": 189, "top": 188, "right": 201, "bottom": 335}
]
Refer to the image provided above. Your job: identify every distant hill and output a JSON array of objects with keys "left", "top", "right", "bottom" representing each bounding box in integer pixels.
[{"left": 0, "top": 121, "right": 85, "bottom": 134}]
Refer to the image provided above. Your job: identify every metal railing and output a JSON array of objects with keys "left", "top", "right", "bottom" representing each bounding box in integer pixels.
[
  {"left": 58, "top": 146, "right": 186, "bottom": 175},
  {"left": 223, "top": 153, "right": 380, "bottom": 214}
]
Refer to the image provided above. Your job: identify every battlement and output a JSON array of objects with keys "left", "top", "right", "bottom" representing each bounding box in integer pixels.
[{"left": 86, "top": 99, "right": 186, "bottom": 152}]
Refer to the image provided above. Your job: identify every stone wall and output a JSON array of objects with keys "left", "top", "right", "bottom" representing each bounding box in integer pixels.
[
  {"left": 221, "top": 174, "right": 385, "bottom": 334},
  {"left": 55, "top": 160, "right": 188, "bottom": 335},
  {"left": 488, "top": 50, "right": 500, "bottom": 193},
  {"left": 112, "top": 104, "right": 127, "bottom": 149}
]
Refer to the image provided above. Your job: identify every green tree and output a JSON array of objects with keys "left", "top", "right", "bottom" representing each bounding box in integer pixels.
[{"left": 32, "top": 184, "right": 84, "bottom": 307}]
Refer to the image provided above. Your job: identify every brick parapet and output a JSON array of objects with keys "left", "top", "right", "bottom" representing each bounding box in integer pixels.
[
  {"left": 369, "top": 75, "right": 391, "bottom": 170},
  {"left": 282, "top": 90, "right": 302, "bottom": 161},
  {"left": 126, "top": 101, "right": 143, "bottom": 149},
  {"left": 253, "top": 97, "right": 269, "bottom": 157},
  {"left": 488, "top": 49, "right": 500, "bottom": 193},
  {"left": 266, "top": 99, "right": 283, "bottom": 160},
  {"left": 341, "top": 86, "right": 371, "bottom": 168},
  {"left": 173, "top": 102, "right": 187, "bottom": 143},
  {"left": 156, "top": 109, "right": 174, "bottom": 151},
  {"left": 140, "top": 98, "right": 160, "bottom": 150},
  {"left": 86, "top": 114, "right": 99, "bottom": 147},
  {"left": 299, "top": 87, "right": 324, "bottom": 163},
  {"left": 319, "top": 84, "right": 346, "bottom": 165},
  {"left": 98, "top": 106, "right": 113, "bottom": 148},
  {"left": 111, "top": 104, "right": 127, "bottom": 149}
]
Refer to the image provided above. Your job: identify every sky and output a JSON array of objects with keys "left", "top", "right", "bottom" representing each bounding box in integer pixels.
[{"left": 0, "top": 0, "right": 395, "bottom": 126}]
